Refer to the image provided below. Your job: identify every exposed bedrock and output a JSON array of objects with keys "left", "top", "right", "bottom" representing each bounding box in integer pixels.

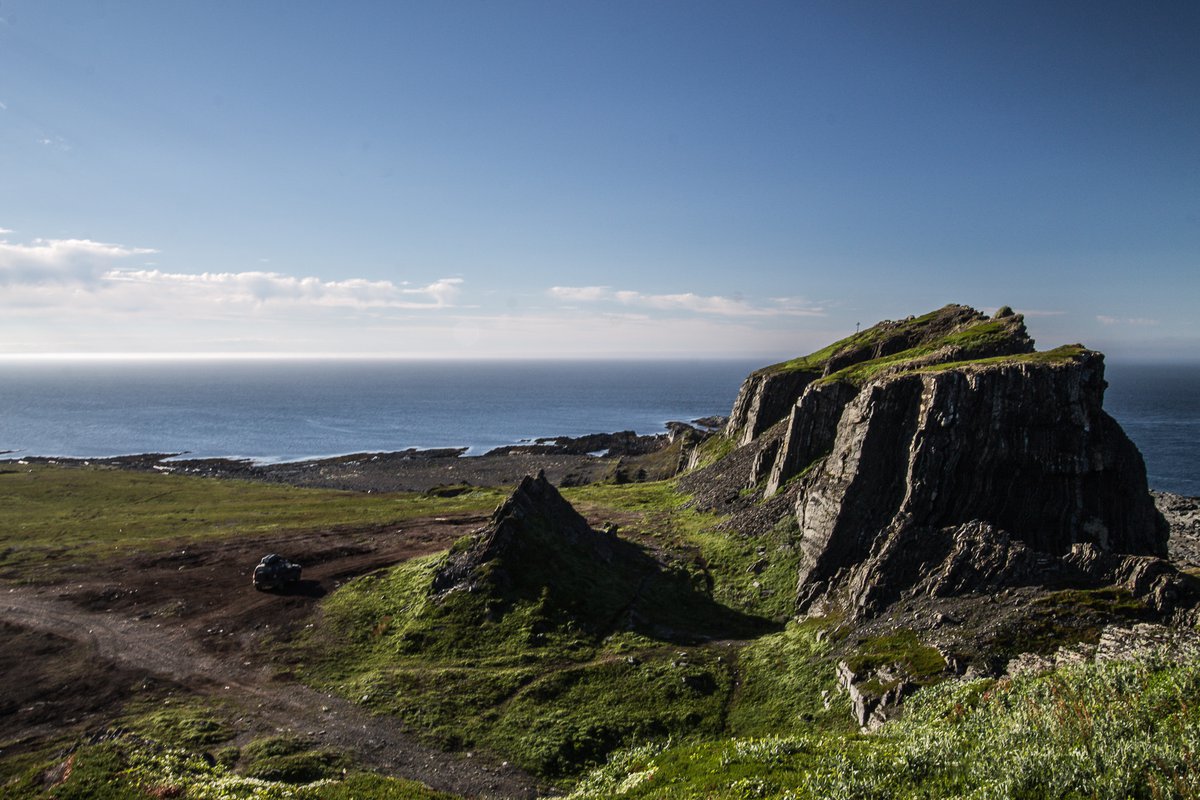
[
  {"left": 726, "top": 369, "right": 819, "bottom": 447},
  {"left": 792, "top": 352, "right": 1169, "bottom": 617},
  {"left": 761, "top": 381, "right": 858, "bottom": 495},
  {"left": 728, "top": 304, "right": 1033, "bottom": 463}
]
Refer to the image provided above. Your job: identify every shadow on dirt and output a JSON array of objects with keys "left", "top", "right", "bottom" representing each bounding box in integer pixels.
[{"left": 262, "top": 579, "right": 326, "bottom": 599}]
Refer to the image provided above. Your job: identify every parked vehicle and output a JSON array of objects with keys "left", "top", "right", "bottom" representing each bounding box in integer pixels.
[{"left": 252, "top": 553, "right": 301, "bottom": 591}]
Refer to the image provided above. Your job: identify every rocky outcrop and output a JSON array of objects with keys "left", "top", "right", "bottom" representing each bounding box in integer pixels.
[
  {"left": 1156, "top": 491, "right": 1200, "bottom": 569},
  {"left": 731, "top": 305, "right": 1034, "bottom": 486},
  {"left": 1062, "top": 543, "right": 1200, "bottom": 619},
  {"left": 1006, "top": 622, "right": 1200, "bottom": 678},
  {"left": 432, "top": 470, "right": 616, "bottom": 600},
  {"left": 836, "top": 659, "right": 923, "bottom": 731},
  {"left": 792, "top": 351, "right": 1168, "bottom": 617},
  {"left": 484, "top": 430, "right": 670, "bottom": 458},
  {"left": 432, "top": 470, "right": 772, "bottom": 641},
  {"left": 762, "top": 381, "right": 858, "bottom": 495},
  {"left": 726, "top": 368, "right": 820, "bottom": 447},
  {"left": 706, "top": 305, "right": 1174, "bottom": 623}
]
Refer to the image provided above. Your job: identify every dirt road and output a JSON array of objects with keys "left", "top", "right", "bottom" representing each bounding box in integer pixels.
[{"left": 0, "top": 519, "right": 548, "bottom": 799}]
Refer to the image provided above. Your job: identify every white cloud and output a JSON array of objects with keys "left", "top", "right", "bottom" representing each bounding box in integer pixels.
[
  {"left": 547, "top": 285, "right": 824, "bottom": 318},
  {"left": 37, "top": 134, "right": 70, "bottom": 151},
  {"left": 1097, "top": 315, "right": 1159, "bottom": 326},
  {"left": 104, "top": 270, "right": 462, "bottom": 309},
  {"left": 0, "top": 234, "right": 156, "bottom": 286},
  {"left": 548, "top": 285, "right": 612, "bottom": 302},
  {"left": 0, "top": 230, "right": 462, "bottom": 318}
]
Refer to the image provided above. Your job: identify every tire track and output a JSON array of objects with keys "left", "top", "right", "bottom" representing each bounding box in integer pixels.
[{"left": 2, "top": 587, "right": 546, "bottom": 800}]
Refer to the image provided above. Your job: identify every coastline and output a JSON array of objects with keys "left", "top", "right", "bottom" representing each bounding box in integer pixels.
[
  {"left": 1, "top": 450, "right": 610, "bottom": 493},
  {"left": 0, "top": 424, "right": 721, "bottom": 493}
]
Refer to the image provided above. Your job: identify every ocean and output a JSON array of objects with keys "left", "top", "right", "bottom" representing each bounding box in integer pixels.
[{"left": 0, "top": 359, "right": 1196, "bottom": 496}]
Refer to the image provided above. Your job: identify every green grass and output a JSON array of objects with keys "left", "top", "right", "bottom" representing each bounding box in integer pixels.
[
  {"left": 0, "top": 734, "right": 459, "bottom": 799},
  {"left": 911, "top": 343, "right": 1087, "bottom": 377},
  {"left": 568, "top": 654, "right": 1200, "bottom": 799},
  {"left": 845, "top": 629, "right": 947, "bottom": 694},
  {"left": 725, "top": 617, "right": 854, "bottom": 737},
  {"left": 687, "top": 434, "right": 737, "bottom": 469},
  {"left": 0, "top": 464, "right": 506, "bottom": 574},
  {"left": 292, "top": 523, "right": 767, "bottom": 779},
  {"left": 688, "top": 513, "right": 803, "bottom": 621},
  {"left": 564, "top": 480, "right": 805, "bottom": 621},
  {"left": 284, "top": 476, "right": 782, "bottom": 779},
  {"left": 763, "top": 306, "right": 975, "bottom": 376},
  {"left": 748, "top": 308, "right": 1053, "bottom": 391},
  {"left": 0, "top": 694, "right": 457, "bottom": 798},
  {"left": 812, "top": 317, "right": 1046, "bottom": 387}
]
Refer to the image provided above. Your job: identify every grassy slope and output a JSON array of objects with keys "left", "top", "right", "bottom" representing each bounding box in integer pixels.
[
  {"left": 291, "top": 479, "right": 770, "bottom": 780},
  {"left": 753, "top": 308, "right": 1073, "bottom": 391},
  {"left": 0, "top": 464, "right": 506, "bottom": 575},
  {"left": 1, "top": 695, "right": 458, "bottom": 800},
  {"left": 568, "top": 655, "right": 1200, "bottom": 800}
]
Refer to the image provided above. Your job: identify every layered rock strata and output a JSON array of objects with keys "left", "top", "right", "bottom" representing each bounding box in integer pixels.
[
  {"left": 713, "top": 305, "right": 1174, "bottom": 621},
  {"left": 793, "top": 351, "right": 1168, "bottom": 616},
  {"left": 725, "top": 304, "right": 1033, "bottom": 450}
]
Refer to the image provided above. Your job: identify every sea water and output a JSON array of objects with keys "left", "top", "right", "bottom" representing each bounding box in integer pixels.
[
  {"left": 0, "top": 359, "right": 759, "bottom": 462},
  {"left": 0, "top": 359, "right": 1196, "bottom": 496},
  {"left": 1104, "top": 362, "right": 1200, "bottom": 497}
]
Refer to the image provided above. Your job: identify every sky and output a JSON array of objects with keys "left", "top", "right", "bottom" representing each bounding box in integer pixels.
[{"left": 0, "top": 1, "right": 1196, "bottom": 361}]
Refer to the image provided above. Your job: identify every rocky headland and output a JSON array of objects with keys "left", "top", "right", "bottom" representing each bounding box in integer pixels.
[{"left": 675, "top": 304, "right": 1199, "bottom": 726}]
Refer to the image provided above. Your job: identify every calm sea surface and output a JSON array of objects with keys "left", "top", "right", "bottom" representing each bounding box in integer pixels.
[{"left": 0, "top": 359, "right": 1196, "bottom": 496}]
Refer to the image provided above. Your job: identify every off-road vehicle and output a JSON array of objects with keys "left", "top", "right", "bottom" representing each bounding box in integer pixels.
[{"left": 252, "top": 553, "right": 301, "bottom": 591}]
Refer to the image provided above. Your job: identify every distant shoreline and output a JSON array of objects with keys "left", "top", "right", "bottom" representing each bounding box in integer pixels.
[{"left": 0, "top": 422, "right": 725, "bottom": 493}]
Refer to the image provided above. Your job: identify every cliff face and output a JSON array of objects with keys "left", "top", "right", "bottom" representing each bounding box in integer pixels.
[
  {"left": 711, "top": 306, "right": 1171, "bottom": 621},
  {"left": 793, "top": 351, "right": 1167, "bottom": 616},
  {"left": 726, "top": 369, "right": 819, "bottom": 447},
  {"left": 725, "top": 304, "right": 1033, "bottom": 452}
]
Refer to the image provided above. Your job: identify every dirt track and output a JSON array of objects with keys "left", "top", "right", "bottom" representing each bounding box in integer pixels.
[{"left": 0, "top": 518, "right": 547, "bottom": 799}]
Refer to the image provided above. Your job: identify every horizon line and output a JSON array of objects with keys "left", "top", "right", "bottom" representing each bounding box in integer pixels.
[{"left": 0, "top": 352, "right": 776, "bottom": 362}]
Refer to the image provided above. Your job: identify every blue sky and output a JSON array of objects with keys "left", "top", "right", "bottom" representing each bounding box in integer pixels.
[{"left": 0, "top": 1, "right": 1196, "bottom": 359}]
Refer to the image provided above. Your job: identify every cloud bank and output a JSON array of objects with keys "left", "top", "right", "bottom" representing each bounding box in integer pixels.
[
  {"left": 0, "top": 234, "right": 157, "bottom": 286},
  {"left": 548, "top": 285, "right": 824, "bottom": 318},
  {"left": 0, "top": 231, "right": 461, "bottom": 311},
  {"left": 105, "top": 270, "right": 462, "bottom": 309}
]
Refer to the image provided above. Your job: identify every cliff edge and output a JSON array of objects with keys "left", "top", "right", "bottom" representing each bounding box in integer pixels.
[{"left": 685, "top": 304, "right": 1181, "bottom": 624}]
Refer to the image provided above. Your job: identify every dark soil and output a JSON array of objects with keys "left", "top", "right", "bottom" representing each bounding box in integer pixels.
[{"left": 0, "top": 515, "right": 549, "bottom": 798}]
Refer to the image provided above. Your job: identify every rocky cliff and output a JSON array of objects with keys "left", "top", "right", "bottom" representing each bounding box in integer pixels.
[
  {"left": 698, "top": 305, "right": 1176, "bottom": 623},
  {"left": 794, "top": 349, "right": 1168, "bottom": 616},
  {"left": 724, "top": 304, "right": 1033, "bottom": 449}
]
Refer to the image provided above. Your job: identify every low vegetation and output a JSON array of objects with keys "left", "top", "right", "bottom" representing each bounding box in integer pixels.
[
  {"left": 0, "top": 463, "right": 506, "bottom": 576},
  {"left": 0, "top": 695, "right": 455, "bottom": 799},
  {"left": 568, "top": 655, "right": 1200, "bottom": 799}
]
